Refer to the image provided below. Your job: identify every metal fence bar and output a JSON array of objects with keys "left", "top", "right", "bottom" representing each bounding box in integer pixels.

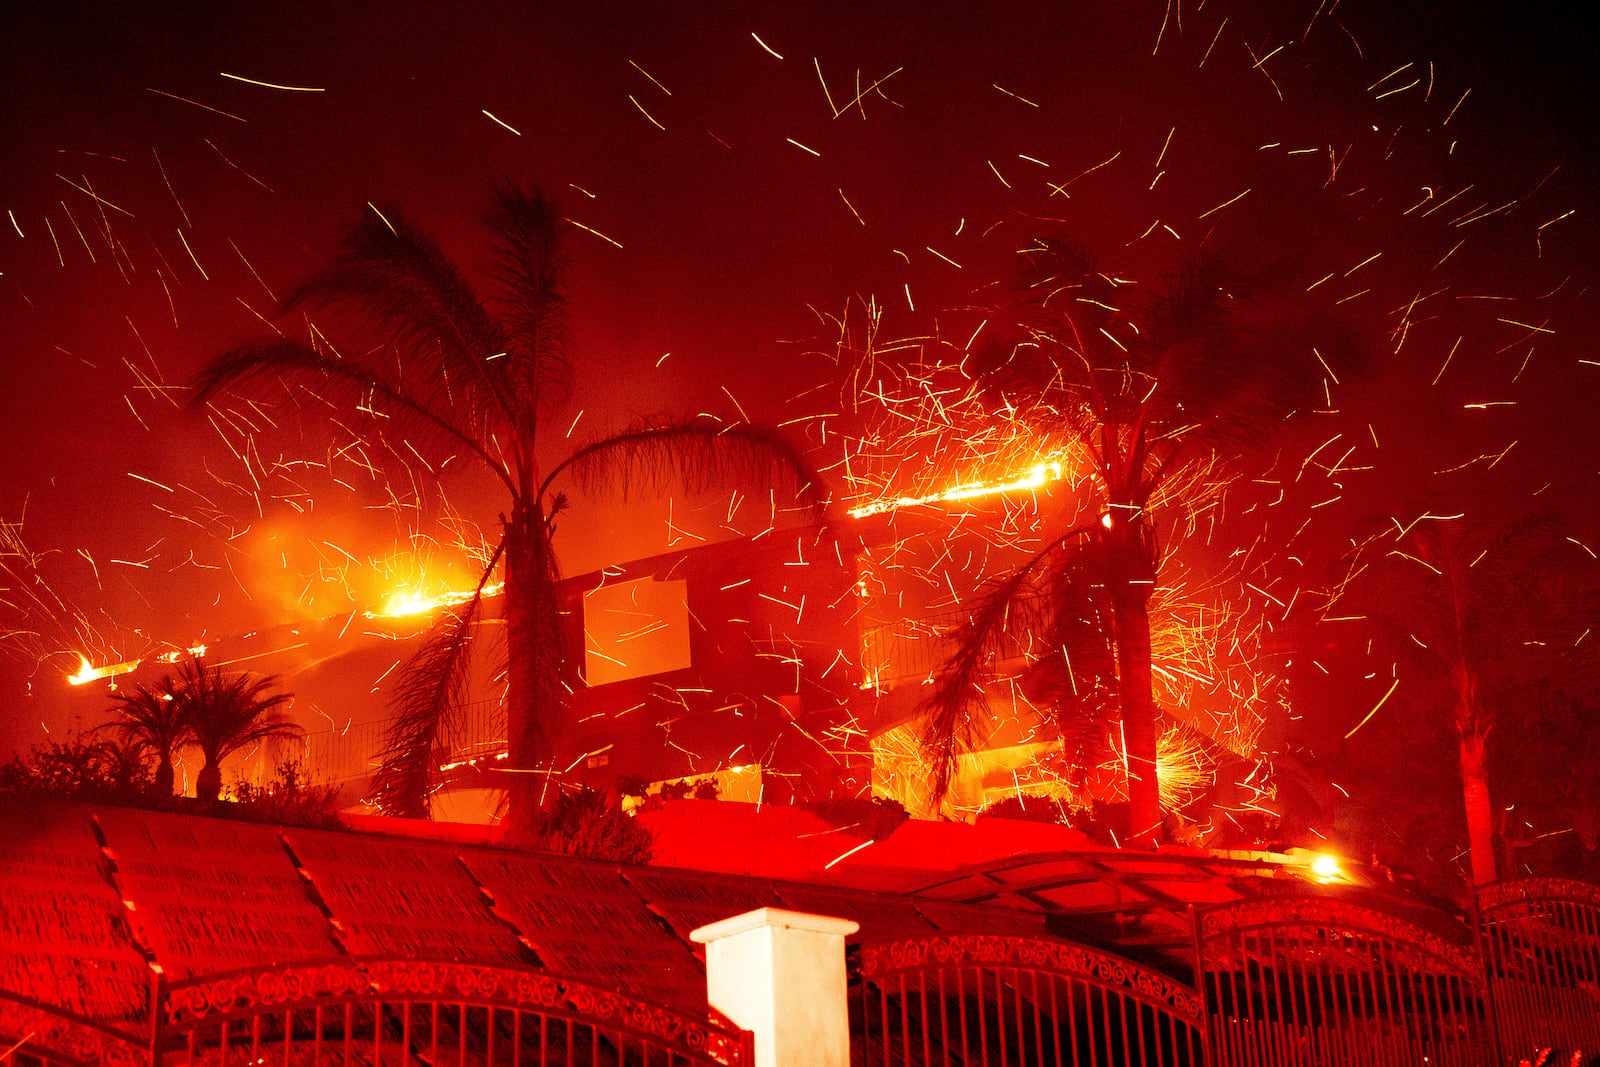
[{"left": 857, "top": 933, "right": 1206, "bottom": 1066}]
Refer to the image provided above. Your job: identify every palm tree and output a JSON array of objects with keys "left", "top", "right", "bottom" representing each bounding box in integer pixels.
[
  {"left": 1329, "top": 515, "right": 1596, "bottom": 885},
  {"left": 194, "top": 185, "right": 817, "bottom": 831},
  {"left": 174, "top": 655, "right": 299, "bottom": 803},
  {"left": 922, "top": 240, "right": 1344, "bottom": 841},
  {"left": 97, "top": 674, "right": 191, "bottom": 796}
]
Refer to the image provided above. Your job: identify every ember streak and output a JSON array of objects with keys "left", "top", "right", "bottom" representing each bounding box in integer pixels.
[{"left": 1, "top": 2, "right": 1594, "bottom": 861}]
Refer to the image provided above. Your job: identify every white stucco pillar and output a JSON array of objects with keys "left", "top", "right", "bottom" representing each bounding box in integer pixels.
[{"left": 690, "top": 907, "right": 859, "bottom": 1067}]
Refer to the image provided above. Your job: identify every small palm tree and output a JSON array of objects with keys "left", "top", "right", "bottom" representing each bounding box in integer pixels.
[
  {"left": 195, "top": 184, "right": 817, "bottom": 831},
  {"left": 97, "top": 674, "right": 191, "bottom": 796},
  {"left": 173, "top": 656, "right": 299, "bottom": 803},
  {"left": 922, "top": 240, "right": 1348, "bottom": 840}
]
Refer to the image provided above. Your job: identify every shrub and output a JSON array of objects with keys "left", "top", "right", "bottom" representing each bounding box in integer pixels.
[
  {"left": 803, "top": 796, "right": 909, "bottom": 841},
  {"left": 0, "top": 735, "right": 156, "bottom": 802},
  {"left": 532, "top": 787, "right": 653, "bottom": 863},
  {"left": 228, "top": 759, "right": 343, "bottom": 829}
]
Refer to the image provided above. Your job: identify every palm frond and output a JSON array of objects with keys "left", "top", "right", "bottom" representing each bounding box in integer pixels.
[
  {"left": 485, "top": 184, "right": 573, "bottom": 419},
  {"left": 369, "top": 545, "right": 501, "bottom": 818},
  {"left": 282, "top": 204, "right": 517, "bottom": 438},
  {"left": 920, "top": 536, "right": 1084, "bottom": 804},
  {"left": 1020, "top": 549, "right": 1121, "bottom": 790},
  {"left": 545, "top": 418, "right": 824, "bottom": 516},
  {"left": 97, "top": 676, "right": 190, "bottom": 755},
  {"left": 193, "top": 337, "right": 515, "bottom": 491},
  {"left": 176, "top": 658, "right": 299, "bottom": 761}
]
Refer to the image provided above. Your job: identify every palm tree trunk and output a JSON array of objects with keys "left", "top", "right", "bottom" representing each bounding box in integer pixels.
[
  {"left": 155, "top": 759, "right": 175, "bottom": 797},
  {"left": 502, "top": 502, "right": 565, "bottom": 838},
  {"left": 1113, "top": 592, "right": 1163, "bottom": 843},
  {"left": 196, "top": 759, "right": 222, "bottom": 803},
  {"left": 1459, "top": 730, "right": 1498, "bottom": 885}
]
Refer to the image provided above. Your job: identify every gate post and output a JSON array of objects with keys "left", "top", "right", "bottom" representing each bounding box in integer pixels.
[
  {"left": 147, "top": 969, "right": 167, "bottom": 1067},
  {"left": 1188, "top": 905, "right": 1217, "bottom": 1067},
  {"left": 692, "top": 908, "right": 860, "bottom": 1067}
]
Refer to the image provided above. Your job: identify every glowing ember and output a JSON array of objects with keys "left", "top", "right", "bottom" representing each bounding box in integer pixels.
[
  {"left": 848, "top": 460, "right": 1065, "bottom": 519},
  {"left": 65, "top": 655, "right": 140, "bottom": 686},
  {"left": 367, "top": 582, "right": 505, "bottom": 620}
]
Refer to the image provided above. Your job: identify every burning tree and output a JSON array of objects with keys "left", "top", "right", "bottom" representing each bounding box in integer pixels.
[
  {"left": 918, "top": 241, "right": 1350, "bottom": 841},
  {"left": 195, "top": 185, "right": 816, "bottom": 833}
]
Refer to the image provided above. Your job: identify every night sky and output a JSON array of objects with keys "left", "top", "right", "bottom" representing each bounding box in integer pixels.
[{"left": 2, "top": 0, "right": 1595, "bottom": 766}]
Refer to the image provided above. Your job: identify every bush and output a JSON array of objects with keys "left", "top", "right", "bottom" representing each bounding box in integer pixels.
[
  {"left": 0, "top": 735, "right": 156, "bottom": 802},
  {"left": 228, "top": 759, "right": 343, "bottom": 829},
  {"left": 803, "top": 796, "right": 909, "bottom": 841},
  {"left": 532, "top": 787, "right": 654, "bottom": 863}
]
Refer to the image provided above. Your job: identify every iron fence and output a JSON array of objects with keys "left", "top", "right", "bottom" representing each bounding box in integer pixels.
[
  {"left": 1478, "top": 877, "right": 1600, "bottom": 1062},
  {"left": 855, "top": 933, "right": 1206, "bottom": 1067},
  {"left": 8, "top": 873, "right": 1600, "bottom": 1066}
]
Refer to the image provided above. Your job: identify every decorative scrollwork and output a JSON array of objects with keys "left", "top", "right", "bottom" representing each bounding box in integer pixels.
[
  {"left": 0, "top": 994, "right": 146, "bottom": 1067},
  {"left": 1197, "top": 897, "right": 1480, "bottom": 976},
  {"left": 158, "top": 957, "right": 748, "bottom": 1062},
  {"left": 1479, "top": 878, "right": 1600, "bottom": 915},
  {"left": 858, "top": 935, "right": 1204, "bottom": 1023}
]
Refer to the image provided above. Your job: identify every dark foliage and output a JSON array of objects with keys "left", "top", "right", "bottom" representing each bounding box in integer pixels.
[
  {"left": 529, "top": 787, "right": 654, "bottom": 864},
  {"left": 0, "top": 735, "right": 156, "bottom": 801},
  {"left": 229, "top": 759, "right": 344, "bottom": 829}
]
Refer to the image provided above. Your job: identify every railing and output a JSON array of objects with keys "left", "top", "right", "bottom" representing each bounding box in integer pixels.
[
  {"left": 0, "top": 960, "right": 753, "bottom": 1067},
  {"left": 0, "top": 992, "right": 148, "bottom": 1067},
  {"left": 152, "top": 957, "right": 752, "bottom": 1067},
  {"left": 1193, "top": 894, "right": 1495, "bottom": 1066},
  {"left": 856, "top": 933, "right": 1206, "bottom": 1066},
  {"left": 860, "top": 605, "right": 1039, "bottom": 692},
  {"left": 1478, "top": 877, "right": 1600, "bottom": 1061},
  {"left": 294, "top": 698, "right": 507, "bottom": 784},
  {"left": 10, "top": 873, "right": 1600, "bottom": 1067}
]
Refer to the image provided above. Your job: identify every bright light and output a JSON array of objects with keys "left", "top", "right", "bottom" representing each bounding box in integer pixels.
[
  {"left": 66, "top": 655, "right": 141, "bottom": 686},
  {"left": 1310, "top": 853, "right": 1343, "bottom": 881},
  {"left": 849, "top": 460, "right": 1064, "bottom": 519},
  {"left": 367, "top": 581, "right": 504, "bottom": 619},
  {"left": 155, "top": 644, "right": 208, "bottom": 664}
]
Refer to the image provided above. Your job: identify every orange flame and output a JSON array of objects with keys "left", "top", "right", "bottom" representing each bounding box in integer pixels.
[
  {"left": 66, "top": 655, "right": 141, "bottom": 686},
  {"left": 848, "top": 460, "right": 1065, "bottom": 519},
  {"left": 367, "top": 582, "right": 504, "bottom": 619}
]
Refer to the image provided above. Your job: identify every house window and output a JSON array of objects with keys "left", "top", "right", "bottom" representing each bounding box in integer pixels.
[{"left": 583, "top": 577, "right": 691, "bottom": 685}]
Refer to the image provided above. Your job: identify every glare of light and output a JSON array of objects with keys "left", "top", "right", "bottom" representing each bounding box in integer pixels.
[
  {"left": 367, "top": 581, "right": 505, "bottom": 619},
  {"left": 66, "top": 655, "right": 141, "bottom": 686},
  {"left": 848, "top": 460, "right": 1064, "bottom": 519},
  {"left": 1310, "top": 853, "right": 1343, "bottom": 882}
]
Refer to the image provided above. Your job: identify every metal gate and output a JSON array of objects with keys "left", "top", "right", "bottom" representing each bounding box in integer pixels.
[
  {"left": 0, "top": 993, "right": 149, "bottom": 1067},
  {"left": 5, "top": 960, "right": 752, "bottom": 1067},
  {"left": 856, "top": 933, "right": 1206, "bottom": 1066},
  {"left": 1193, "top": 895, "right": 1494, "bottom": 1066},
  {"left": 1477, "top": 877, "right": 1600, "bottom": 1060}
]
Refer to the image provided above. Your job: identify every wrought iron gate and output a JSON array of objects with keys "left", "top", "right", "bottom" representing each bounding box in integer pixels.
[
  {"left": 1193, "top": 895, "right": 1495, "bottom": 1066},
  {"left": 4, "top": 960, "right": 752, "bottom": 1067},
  {"left": 856, "top": 933, "right": 1206, "bottom": 1066},
  {"left": 0, "top": 993, "right": 148, "bottom": 1067},
  {"left": 1477, "top": 877, "right": 1600, "bottom": 1061}
]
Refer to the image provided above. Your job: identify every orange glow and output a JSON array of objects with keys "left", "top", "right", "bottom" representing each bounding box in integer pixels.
[
  {"left": 848, "top": 460, "right": 1064, "bottom": 519},
  {"left": 1310, "top": 853, "right": 1344, "bottom": 882},
  {"left": 156, "top": 644, "right": 208, "bottom": 664},
  {"left": 65, "top": 654, "right": 140, "bottom": 686},
  {"left": 367, "top": 581, "right": 504, "bottom": 619}
]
